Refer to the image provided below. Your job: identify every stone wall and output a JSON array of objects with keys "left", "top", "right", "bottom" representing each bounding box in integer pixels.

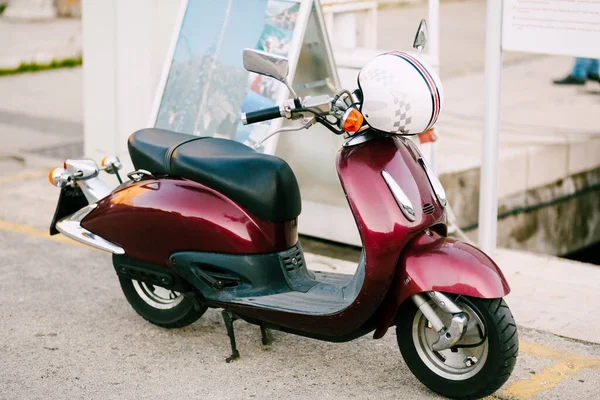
[{"left": 443, "top": 167, "right": 600, "bottom": 256}]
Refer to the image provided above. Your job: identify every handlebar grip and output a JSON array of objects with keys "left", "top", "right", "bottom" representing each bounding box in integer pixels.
[{"left": 241, "top": 106, "right": 283, "bottom": 125}]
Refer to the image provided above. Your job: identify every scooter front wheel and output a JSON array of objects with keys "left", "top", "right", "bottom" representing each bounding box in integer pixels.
[
  {"left": 119, "top": 277, "right": 208, "bottom": 328},
  {"left": 396, "top": 296, "right": 518, "bottom": 399}
]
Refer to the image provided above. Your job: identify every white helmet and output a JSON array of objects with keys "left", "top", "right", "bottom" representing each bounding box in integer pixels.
[{"left": 358, "top": 51, "right": 443, "bottom": 135}]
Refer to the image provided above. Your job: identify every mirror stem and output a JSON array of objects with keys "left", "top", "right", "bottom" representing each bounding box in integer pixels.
[{"left": 284, "top": 81, "right": 299, "bottom": 102}]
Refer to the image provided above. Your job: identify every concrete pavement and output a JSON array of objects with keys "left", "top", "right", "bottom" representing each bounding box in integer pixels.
[
  {"left": 3, "top": 218, "right": 597, "bottom": 400},
  {"left": 0, "top": 67, "right": 83, "bottom": 165},
  {"left": 377, "top": 0, "right": 541, "bottom": 80},
  {"left": 435, "top": 55, "right": 600, "bottom": 256},
  {"left": 0, "top": 15, "right": 83, "bottom": 168},
  {"left": 0, "top": 18, "right": 81, "bottom": 69},
  {"left": 1, "top": 168, "right": 600, "bottom": 399}
]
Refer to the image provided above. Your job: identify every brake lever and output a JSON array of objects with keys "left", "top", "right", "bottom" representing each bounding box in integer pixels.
[{"left": 254, "top": 116, "right": 316, "bottom": 149}]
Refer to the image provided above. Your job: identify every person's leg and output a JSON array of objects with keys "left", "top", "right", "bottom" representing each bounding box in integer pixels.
[
  {"left": 588, "top": 59, "right": 600, "bottom": 81},
  {"left": 571, "top": 58, "right": 591, "bottom": 80},
  {"left": 554, "top": 58, "right": 588, "bottom": 85}
]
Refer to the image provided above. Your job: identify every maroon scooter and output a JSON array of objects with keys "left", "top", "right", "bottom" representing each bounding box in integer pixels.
[{"left": 47, "top": 48, "right": 517, "bottom": 399}]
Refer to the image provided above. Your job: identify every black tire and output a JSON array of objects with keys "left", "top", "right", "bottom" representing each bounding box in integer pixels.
[
  {"left": 396, "top": 296, "right": 518, "bottom": 400},
  {"left": 119, "top": 276, "right": 208, "bottom": 329}
]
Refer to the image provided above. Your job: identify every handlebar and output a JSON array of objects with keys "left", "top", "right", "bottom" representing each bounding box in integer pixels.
[
  {"left": 241, "top": 106, "right": 284, "bottom": 125},
  {"left": 240, "top": 92, "right": 360, "bottom": 138}
]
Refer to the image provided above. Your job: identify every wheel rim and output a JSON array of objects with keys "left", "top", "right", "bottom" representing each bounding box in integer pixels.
[
  {"left": 412, "top": 299, "right": 489, "bottom": 381},
  {"left": 132, "top": 280, "right": 184, "bottom": 310}
]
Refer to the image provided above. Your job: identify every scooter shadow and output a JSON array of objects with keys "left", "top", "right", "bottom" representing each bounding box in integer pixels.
[{"left": 158, "top": 308, "right": 440, "bottom": 398}]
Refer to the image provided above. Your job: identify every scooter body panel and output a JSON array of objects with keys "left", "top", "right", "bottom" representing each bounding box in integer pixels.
[
  {"left": 81, "top": 177, "right": 298, "bottom": 267},
  {"left": 202, "top": 135, "right": 447, "bottom": 337},
  {"left": 317, "top": 135, "right": 446, "bottom": 335},
  {"left": 401, "top": 231, "right": 511, "bottom": 300},
  {"left": 373, "top": 229, "right": 511, "bottom": 338},
  {"left": 82, "top": 135, "right": 452, "bottom": 340}
]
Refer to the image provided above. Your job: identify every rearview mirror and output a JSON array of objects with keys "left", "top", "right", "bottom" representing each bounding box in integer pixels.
[
  {"left": 413, "top": 19, "right": 428, "bottom": 52},
  {"left": 243, "top": 48, "right": 297, "bottom": 99},
  {"left": 243, "top": 49, "right": 289, "bottom": 82}
]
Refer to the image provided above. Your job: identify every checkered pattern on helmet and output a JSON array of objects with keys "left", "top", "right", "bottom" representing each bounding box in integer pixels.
[
  {"left": 360, "top": 67, "right": 397, "bottom": 86},
  {"left": 392, "top": 92, "right": 412, "bottom": 134}
]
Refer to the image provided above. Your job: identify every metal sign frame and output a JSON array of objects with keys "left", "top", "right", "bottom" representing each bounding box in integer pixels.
[{"left": 148, "top": 0, "right": 338, "bottom": 155}]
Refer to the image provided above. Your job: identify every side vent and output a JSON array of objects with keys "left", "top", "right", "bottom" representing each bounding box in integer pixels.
[
  {"left": 282, "top": 246, "right": 304, "bottom": 272},
  {"left": 279, "top": 245, "right": 316, "bottom": 293},
  {"left": 423, "top": 203, "right": 435, "bottom": 215}
]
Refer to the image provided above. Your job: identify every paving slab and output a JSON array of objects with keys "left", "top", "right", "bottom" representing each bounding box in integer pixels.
[
  {"left": 437, "top": 56, "right": 600, "bottom": 178},
  {"left": 0, "top": 67, "right": 82, "bottom": 125},
  {"left": 0, "top": 67, "right": 83, "bottom": 161},
  {"left": 496, "top": 249, "right": 600, "bottom": 345},
  {"left": 0, "top": 18, "right": 81, "bottom": 69}
]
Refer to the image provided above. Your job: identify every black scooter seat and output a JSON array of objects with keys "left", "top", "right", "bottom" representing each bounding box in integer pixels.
[{"left": 128, "top": 128, "right": 301, "bottom": 222}]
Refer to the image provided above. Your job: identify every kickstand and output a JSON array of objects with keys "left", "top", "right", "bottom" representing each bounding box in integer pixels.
[
  {"left": 260, "top": 324, "right": 273, "bottom": 346},
  {"left": 221, "top": 310, "right": 240, "bottom": 363}
]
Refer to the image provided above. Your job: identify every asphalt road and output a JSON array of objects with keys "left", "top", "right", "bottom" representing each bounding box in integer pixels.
[{"left": 1, "top": 165, "right": 600, "bottom": 399}]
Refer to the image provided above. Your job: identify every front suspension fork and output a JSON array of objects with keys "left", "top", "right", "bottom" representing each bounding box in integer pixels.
[{"left": 412, "top": 292, "right": 468, "bottom": 351}]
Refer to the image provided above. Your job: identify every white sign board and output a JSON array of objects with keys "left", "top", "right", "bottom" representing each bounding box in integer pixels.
[
  {"left": 150, "top": 0, "right": 354, "bottom": 243},
  {"left": 502, "top": 0, "right": 600, "bottom": 58},
  {"left": 150, "top": 0, "right": 309, "bottom": 155},
  {"left": 150, "top": 0, "right": 339, "bottom": 156}
]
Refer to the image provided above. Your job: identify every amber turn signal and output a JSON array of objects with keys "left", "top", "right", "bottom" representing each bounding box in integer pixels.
[
  {"left": 342, "top": 108, "right": 364, "bottom": 134},
  {"left": 48, "top": 167, "right": 69, "bottom": 188},
  {"left": 48, "top": 168, "right": 57, "bottom": 185},
  {"left": 100, "top": 156, "right": 122, "bottom": 174}
]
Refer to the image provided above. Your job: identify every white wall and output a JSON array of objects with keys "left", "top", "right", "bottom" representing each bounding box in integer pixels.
[
  {"left": 80, "top": 0, "right": 432, "bottom": 247},
  {"left": 82, "top": 0, "right": 180, "bottom": 166}
]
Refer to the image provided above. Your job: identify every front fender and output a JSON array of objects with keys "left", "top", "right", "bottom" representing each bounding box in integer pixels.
[{"left": 373, "top": 230, "right": 510, "bottom": 338}]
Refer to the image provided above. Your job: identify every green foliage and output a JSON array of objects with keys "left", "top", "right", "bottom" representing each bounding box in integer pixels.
[
  {"left": 0, "top": 57, "right": 83, "bottom": 76},
  {"left": 0, "top": 3, "right": 6, "bottom": 15}
]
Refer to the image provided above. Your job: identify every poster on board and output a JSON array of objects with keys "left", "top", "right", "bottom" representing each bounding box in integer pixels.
[
  {"left": 150, "top": 0, "right": 306, "bottom": 152},
  {"left": 149, "top": 0, "right": 356, "bottom": 245},
  {"left": 502, "top": 0, "right": 600, "bottom": 59}
]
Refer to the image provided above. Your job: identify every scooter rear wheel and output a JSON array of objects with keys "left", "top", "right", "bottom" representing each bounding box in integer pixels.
[
  {"left": 396, "top": 296, "right": 518, "bottom": 399},
  {"left": 119, "top": 277, "right": 208, "bottom": 328}
]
